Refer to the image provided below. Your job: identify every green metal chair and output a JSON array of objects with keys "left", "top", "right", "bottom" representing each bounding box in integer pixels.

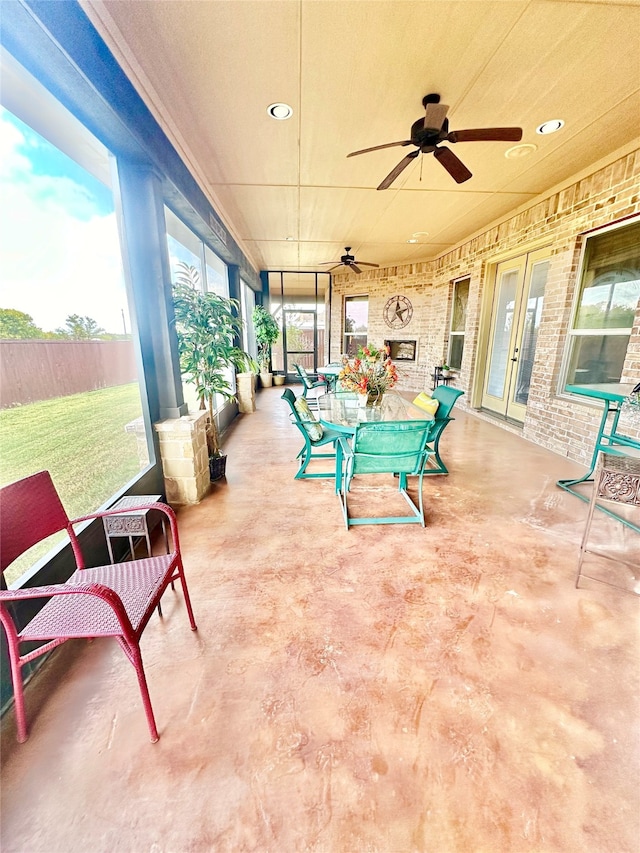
[
  {"left": 281, "top": 388, "right": 343, "bottom": 480},
  {"left": 337, "top": 420, "right": 433, "bottom": 528},
  {"left": 293, "top": 363, "right": 329, "bottom": 407},
  {"left": 423, "top": 385, "right": 464, "bottom": 475}
]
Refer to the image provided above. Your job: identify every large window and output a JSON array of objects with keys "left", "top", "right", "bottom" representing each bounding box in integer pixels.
[
  {"left": 448, "top": 278, "right": 469, "bottom": 370},
  {"left": 344, "top": 296, "right": 368, "bottom": 356},
  {"left": 0, "top": 62, "right": 149, "bottom": 585},
  {"left": 565, "top": 219, "right": 640, "bottom": 386},
  {"left": 165, "top": 208, "right": 234, "bottom": 411}
]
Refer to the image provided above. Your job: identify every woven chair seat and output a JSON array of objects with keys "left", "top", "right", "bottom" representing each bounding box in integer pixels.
[{"left": 20, "top": 555, "right": 174, "bottom": 640}]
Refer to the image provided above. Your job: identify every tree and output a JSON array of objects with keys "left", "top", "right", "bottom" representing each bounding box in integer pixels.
[
  {"left": 172, "top": 263, "right": 252, "bottom": 458},
  {"left": 56, "top": 314, "right": 105, "bottom": 339},
  {"left": 251, "top": 305, "right": 280, "bottom": 373},
  {"left": 0, "top": 308, "right": 46, "bottom": 340}
]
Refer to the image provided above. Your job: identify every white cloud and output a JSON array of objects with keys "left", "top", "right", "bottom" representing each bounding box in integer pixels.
[{"left": 0, "top": 112, "right": 129, "bottom": 334}]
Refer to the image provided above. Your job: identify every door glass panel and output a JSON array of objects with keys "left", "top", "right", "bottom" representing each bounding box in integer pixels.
[
  {"left": 514, "top": 260, "right": 548, "bottom": 405},
  {"left": 487, "top": 269, "right": 518, "bottom": 397},
  {"left": 285, "top": 309, "right": 315, "bottom": 372}
]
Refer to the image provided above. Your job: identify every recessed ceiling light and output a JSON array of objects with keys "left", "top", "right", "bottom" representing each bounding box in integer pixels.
[
  {"left": 536, "top": 119, "right": 564, "bottom": 135},
  {"left": 407, "top": 239, "right": 418, "bottom": 243},
  {"left": 267, "top": 103, "right": 293, "bottom": 120},
  {"left": 505, "top": 143, "right": 538, "bottom": 159},
  {"left": 285, "top": 236, "right": 294, "bottom": 241}
]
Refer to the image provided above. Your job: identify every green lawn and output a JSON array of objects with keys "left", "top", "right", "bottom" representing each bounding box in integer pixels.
[{"left": 0, "top": 383, "right": 147, "bottom": 584}]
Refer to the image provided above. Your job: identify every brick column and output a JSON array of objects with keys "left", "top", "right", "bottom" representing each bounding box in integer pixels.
[{"left": 154, "top": 410, "right": 211, "bottom": 505}]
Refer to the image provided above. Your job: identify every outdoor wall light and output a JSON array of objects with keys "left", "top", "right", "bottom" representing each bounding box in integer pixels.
[
  {"left": 267, "top": 103, "right": 293, "bottom": 120},
  {"left": 536, "top": 119, "right": 564, "bottom": 135}
]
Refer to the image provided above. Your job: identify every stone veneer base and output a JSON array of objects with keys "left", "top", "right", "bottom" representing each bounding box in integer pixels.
[{"left": 154, "top": 409, "right": 211, "bottom": 505}]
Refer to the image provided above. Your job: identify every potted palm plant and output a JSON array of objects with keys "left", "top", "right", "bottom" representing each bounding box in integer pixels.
[
  {"left": 252, "top": 305, "right": 280, "bottom": 388},
  {"left": 172, "top": 262, "right": 252, "bottom": 480}
]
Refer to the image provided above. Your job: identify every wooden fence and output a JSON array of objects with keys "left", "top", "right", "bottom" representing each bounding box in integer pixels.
[{"left": 0, "top": 340, "right": 137, "bottom": 409}]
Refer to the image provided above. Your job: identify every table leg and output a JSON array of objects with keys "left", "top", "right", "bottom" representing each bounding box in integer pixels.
[
  {"left": 335, "top": 439, "right": 343, "bottom": 495},
  {"left": 557, "top": 399, "right": 640, "bottom": 533},
  {"left": 557, "top": 399, "right": 612, "bottom": 497}
]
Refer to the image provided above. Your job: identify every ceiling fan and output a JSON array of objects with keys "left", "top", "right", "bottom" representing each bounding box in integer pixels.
[
  {"left": 347, "top": 93, "right": 523, "bottom": 189},
  {"left": 319, "top": 247, "right": 379, "bottom": 274}
]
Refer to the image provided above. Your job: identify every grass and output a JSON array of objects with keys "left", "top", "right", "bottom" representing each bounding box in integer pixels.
[{"left": 0, "top": 383, "right": 147, "bottom": 584}]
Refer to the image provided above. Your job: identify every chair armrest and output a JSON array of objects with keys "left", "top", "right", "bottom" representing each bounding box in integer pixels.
[
  {"left": 0, "top": 582, "right": 133, "bottom": 633},
  {"left": 337, "top": 435, "right": 353, "bottom": 457}
]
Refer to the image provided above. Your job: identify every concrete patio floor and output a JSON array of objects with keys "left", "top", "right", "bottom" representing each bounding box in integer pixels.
[{"left": 1, "top": 386, "right": 638, "bottom": 853}]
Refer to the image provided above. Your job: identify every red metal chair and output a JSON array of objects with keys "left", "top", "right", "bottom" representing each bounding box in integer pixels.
[{"left": 0, "top": 471, "right": 197, "bottom": 743}]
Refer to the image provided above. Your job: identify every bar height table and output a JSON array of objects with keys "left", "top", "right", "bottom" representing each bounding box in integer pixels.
[{"left": 557, "top": 383, "right": 639, "bottom": 533}]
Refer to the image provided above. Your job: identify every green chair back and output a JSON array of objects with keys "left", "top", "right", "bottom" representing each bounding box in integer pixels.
[
  {"left": 423, "top": 385, "right": 465, "bottom": 474},
  {"left": 338, "top": 420, "right": 433, "bottom": 528},
  {"left": 281, "top": 388, "right": 340, "bottom": 480}
]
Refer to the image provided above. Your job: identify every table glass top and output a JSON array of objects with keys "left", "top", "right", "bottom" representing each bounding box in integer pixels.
[
  {"left": 565, "top": 383, "right": 635, "bottom": 403},
  {"left": 317, "top": 392, "right": 431, "bottom": 430}
]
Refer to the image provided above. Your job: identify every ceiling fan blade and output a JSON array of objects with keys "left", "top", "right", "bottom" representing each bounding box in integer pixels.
[
  {"left": 447, "top": 127, "right": 523, "bottom": 143},
  {"left": 350, "top": 264, "right": 362, "bottom": 274},
  {"left": 433, "top": 146, "right": 472, "bottom": 183},
  {"left": 423, "top": 102, "right": 449, "bottom": 133},
  {"left": 377, "top": 149, "right": 420, "bottom": 190},
  {"left": 347, "top": 140, "right": 412, "bottom": 157},
  {"left": 326, "top": 263, "right": 343, "bottom": 272}
]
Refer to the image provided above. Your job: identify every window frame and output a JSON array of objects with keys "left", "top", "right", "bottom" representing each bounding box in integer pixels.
[
  {"left": 561, "top": 216, "right": 640, "bottom": 393},
  {"left": 447, "top": 276, "right": 470, "bottom": 371},
  {"left": 343, "top": 295, "right": 369, "bottom": 357}
]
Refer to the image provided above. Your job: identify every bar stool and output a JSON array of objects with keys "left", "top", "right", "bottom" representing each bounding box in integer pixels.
[{"left": 576, "top": 451, "right": 640, "bottom": 594}]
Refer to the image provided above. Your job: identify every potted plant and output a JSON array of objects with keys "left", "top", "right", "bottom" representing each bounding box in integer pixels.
[
  {"left": 252, "top": 305, "right": 280, "bottom": 388},
  {"left": 441, "top": 364, "right": 452, "bottom": 378},
  {"left": 172, "top": 262, "right": 252, "bottom": 480}
]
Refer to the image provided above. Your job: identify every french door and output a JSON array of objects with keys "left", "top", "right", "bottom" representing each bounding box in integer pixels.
[
  {"left": 481, "top": 248, "right": 550, "bottom": 422},
  {"left": 284, "top": 309, "right": 318, "bottom": 375}
]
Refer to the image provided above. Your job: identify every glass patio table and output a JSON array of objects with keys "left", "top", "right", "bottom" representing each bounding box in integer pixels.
[
  {"left": 317, "top": 391, "right": 434, "bottom": 492},
  {"left": 557, "top": 382, "right": 640, "bottom": 533}
]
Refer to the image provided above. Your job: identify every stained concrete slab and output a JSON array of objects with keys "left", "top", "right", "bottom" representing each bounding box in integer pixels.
[{"left": 1, "top": 387, "right": 638, "bottom": 853}]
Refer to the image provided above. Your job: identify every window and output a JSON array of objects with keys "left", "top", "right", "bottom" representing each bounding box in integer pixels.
[
  {"left": 240, "top": 280, "right": 257, "bottom": 362},
  {"left": 165, "top": 208, "right": 236, "bottom": 410},
  {"left": 344, "top": 296, "right": 368, "bottom": 356},
  {"left": 448, "top": 278, "right": 469, "bottom": 370},
  {"left": 205, "top": 245, "right": 229, "bottom": 297},
  {"left": 0, "top": 56, "right": 147, "bottom": 585},
  {"left": 565, "top": 220, "right": 640, "bottom": 386}
]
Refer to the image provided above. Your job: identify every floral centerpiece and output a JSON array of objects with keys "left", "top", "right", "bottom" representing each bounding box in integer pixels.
[{"left": 338, "top": 344, "right": 399, "bottom": 405}]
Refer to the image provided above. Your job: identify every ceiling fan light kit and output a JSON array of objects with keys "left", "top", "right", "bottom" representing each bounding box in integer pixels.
[{"left": 347, "top": 93, "right": 523, "bottom": 189}]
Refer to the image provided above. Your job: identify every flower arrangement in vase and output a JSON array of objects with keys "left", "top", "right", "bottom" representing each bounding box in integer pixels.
[{"left": 338, "top": 344, "right": 399, "bottom": 405}]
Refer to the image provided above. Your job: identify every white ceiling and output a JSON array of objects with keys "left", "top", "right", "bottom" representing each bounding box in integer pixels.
[{"left": 82, "top": 0, "right": 640, "bottom": 283}]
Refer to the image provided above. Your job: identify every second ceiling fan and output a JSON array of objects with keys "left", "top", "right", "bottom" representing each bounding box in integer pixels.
[
  {"left": 319, "top": 247, "right": 379, "bottom": 275},
  {"left": 348, "top": 94, "right": 523, "bottom": 189}
]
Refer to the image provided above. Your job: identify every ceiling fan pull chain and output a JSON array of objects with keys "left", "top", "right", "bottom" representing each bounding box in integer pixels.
[{"left": 419, "top": 155, "right": 423, "bottom": 182}]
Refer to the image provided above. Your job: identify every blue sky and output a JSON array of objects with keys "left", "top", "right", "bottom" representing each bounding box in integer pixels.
[{"left": 0, "top": 107, "right": 130, "bottom": 334}]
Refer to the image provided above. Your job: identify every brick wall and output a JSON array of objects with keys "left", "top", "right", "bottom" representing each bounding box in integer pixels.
[{"left": 329, "top": 146, "right": 640, "bottom": 464}]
